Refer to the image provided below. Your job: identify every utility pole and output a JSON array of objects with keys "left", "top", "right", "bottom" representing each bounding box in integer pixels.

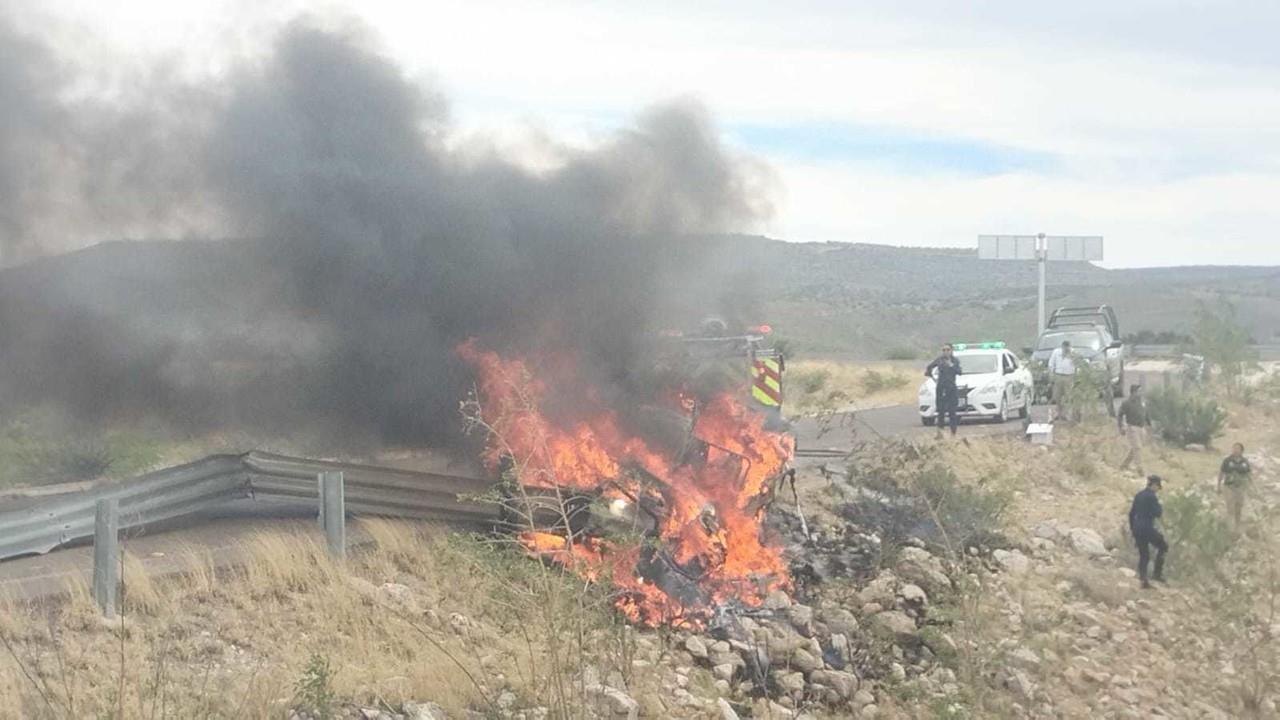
[{"left": 979, "top": 234, "right": 1104, "bottom": 338}]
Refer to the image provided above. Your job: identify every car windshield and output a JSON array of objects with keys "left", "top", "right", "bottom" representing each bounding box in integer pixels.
[
  {"left": 957, "top": 353, "right": 1000, "bottom": 375},
  {"left": 1037, "top": 331, "right": 1103, "bottom": 352}
]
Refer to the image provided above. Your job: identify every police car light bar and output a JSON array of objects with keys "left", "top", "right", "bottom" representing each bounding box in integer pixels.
[{"left": 952, "top": 341, "right": 1006, "bottom": 351}]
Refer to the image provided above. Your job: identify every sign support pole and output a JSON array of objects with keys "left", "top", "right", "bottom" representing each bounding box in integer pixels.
[
  {"left": 1037, "top": 233, "right": 1047, "bottom": 335},
  {"left": 978, "top": 234, "right": 1102, "bottom": 340}
]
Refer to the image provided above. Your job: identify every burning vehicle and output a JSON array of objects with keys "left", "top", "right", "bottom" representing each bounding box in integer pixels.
[{"left": 458, "top": 318, "right": 794, "bottom": 628}]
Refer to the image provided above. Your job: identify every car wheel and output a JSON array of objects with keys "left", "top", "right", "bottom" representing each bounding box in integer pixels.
[
  {"left": 1018, "top": 393, "right": 1030, "bottom": 419},
  {"left": 922, "top": 416, "right": 936, "bottom": 427},
  {"left": 996, "top": 394, "right": 1010, "bottom": 423}
]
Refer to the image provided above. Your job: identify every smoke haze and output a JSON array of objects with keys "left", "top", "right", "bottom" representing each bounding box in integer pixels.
[{"left": 0, "top": 14, "right": 772, "bottom": 443}]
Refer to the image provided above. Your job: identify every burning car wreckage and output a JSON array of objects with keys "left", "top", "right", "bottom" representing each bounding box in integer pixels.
[{"left": 458, "top": 319, "right": 797, "bottom": 629}]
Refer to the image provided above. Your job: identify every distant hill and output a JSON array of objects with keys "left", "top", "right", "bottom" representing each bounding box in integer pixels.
[
  {"left": 1, "top": 237, "right": 1276, "bottom": 379},
  {"left": 697, "top": 236, "right": 1280, "bottom": 358}
]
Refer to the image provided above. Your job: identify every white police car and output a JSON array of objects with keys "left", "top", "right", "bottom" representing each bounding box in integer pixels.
[{"left": 918, "top": 342, "right": 1035, "bottom": 426}]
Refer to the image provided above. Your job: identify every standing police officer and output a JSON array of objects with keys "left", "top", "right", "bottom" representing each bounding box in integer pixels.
[{"left": 926, "top": 344, "right": 963, "bottom": 437}]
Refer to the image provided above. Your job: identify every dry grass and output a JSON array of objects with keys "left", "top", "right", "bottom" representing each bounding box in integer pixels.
[
  {"left": 787, "top": 360, "right": 919, "bottom": 415},
  {"left": 0, "top": 519, "right": 639, "bottom": 720}
]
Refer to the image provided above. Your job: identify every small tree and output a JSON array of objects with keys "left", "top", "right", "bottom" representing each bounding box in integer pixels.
[
  {"left": 1193, "top": 299, "right": 1256, "bottom": 391},
  {"left": 1147, "top": 385, "right": 1227, "bottom": 447}
]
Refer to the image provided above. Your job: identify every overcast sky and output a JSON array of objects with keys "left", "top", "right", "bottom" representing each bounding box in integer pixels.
[{"left": 15, "top": 0, "right": 1280, "bottom": 267}]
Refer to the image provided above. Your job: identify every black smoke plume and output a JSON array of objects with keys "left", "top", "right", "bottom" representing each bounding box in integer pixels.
[{"left": 0, "top": 15, "right": 771, "bottom": 444}]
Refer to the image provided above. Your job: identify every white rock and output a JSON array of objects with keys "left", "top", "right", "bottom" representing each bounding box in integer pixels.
[
  {"left": 890, "top": 663, "right": 907, "bottom": 681},
  {"left": 403, "top": 702, "right": 448, "bottom": 720},
  {"left": 858, "top": 571, "right": 899, "bottom": 607},
  {"left": 852, "top": 689, "right": 876, "bottom": 708},
  {"left": 993, "top": 549, "right": 1031, "bottom": 575},
  {"left": 775, "top": 671, "right": 807, "bottom": 694},
  {"left": 820, "top": 608, "right": 859, "bottom": 636},
  {"left": 896, "top": 547, "right": 952, "bottom": 592},
  {"left": 716, "top": 698, "right": 740, "bottom": 720},
  {"left": 712, "top": 663, "right": 735, "bottom": 681},
  {"left": 790, "top": 647, "right": 823, "bottom": 673},
  {"left": 685, "top": 636, "right": 709, "bottom": 660},
  {"left": 1005, "top": 670, "right": 1036, "bottom": 701},
  {"left": 870, "top": 611, "right": 917, "bottom": 640},
  {"left": 587, "top": 686, "right": 639, "bottom": 720},
  {"left": 766, "top": 700, "right": 796, "bottom": 718},
  {"left": 787, "top": 604, "right": 815, "bottom": 630},
  {"left": 1068, "top": 528, "right": 1109, "bottom": 557},
  {"left": 810, "top": 669, "right": 858, "bottom": 698},
  {"left": 1008, "top": 647, "right": 1041, "bottom": 671},
  {"left": 898, "top": 583, "right": 928, "bottom": 605},
  {"left": 1033, "top": 522, "right": 1062, "bottom": 541}
]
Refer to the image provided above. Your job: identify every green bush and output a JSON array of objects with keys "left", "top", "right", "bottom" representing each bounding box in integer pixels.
[
  {"left": 0, "top": 419, "right": 168, "bottom": 489},
  {"left": 1146, "top": 386, "right": 1227, "bottom": 446},
  {"left": 1160, "top": 490, "right": 1233, "bottom": 576},
  {"left": 294, "top": 653, "right": 337, "bottom": 720},
  {"left": 12, "top": 438, "right": 114, "bottom": 484},
  {"left": 792, "top": 367, "right": 831, "bottom": 395},
  {"left": 861, "top": 368, "right": 909, "bottom": 395},
  {"left": 885, "top": 347, "right": 918, "bottom": 361}
]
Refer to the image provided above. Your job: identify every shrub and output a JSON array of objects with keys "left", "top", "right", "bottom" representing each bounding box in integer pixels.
[
  {"left": 885, "top": 347, "right": 918, "bottom": 361},
  {"left": 294, "top": 653, "right": 337, "bottom": 720},
  {"left": 14, "top": 439, "right": 114, "bottom": 484},
  {"left": 1160, "top": 490, "right": 1233, "bottom": 576},
  {"left": 1146, "top": 386, "right": 1227, "bottom": 446},
  {"left": 861, "top": 368, "right": 909, "bottom": 395},
  {"left": 791, "top": 367, "right": 831, "bottom": 395}
]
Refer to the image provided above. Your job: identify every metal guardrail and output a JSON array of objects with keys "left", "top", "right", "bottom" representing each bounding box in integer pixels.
[{"left": 0, "top": 451, "right": 498, "bottom": 562}]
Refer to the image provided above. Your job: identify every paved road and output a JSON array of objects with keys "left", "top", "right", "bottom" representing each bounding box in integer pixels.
[{"left": 790, "top": 403, "right": 1029, "bottom": 465}]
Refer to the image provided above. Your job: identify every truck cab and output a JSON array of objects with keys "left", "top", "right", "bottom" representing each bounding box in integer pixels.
[{"left": 1031, "top": 306, "right": 1126, "bottom": 399}]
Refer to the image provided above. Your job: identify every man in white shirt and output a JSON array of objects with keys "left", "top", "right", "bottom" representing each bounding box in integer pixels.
[{"left": 1048, "top": 340, "right": 1078, "bottom": 421}]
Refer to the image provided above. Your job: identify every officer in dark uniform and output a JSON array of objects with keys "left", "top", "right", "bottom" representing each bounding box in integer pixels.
[
  {"left": 925, "top": 344, "right": 963, "bottom": 436},
  {"left": 1128, "top": 475, "right": 1168, "bottom": 589}
]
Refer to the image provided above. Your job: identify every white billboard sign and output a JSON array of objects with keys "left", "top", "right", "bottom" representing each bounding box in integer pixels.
[
  {"left": 978, "top": 235, "right": 1038, "bottom": 260},
  {"left": 1045, "top": 236, "right": 1104, "bottom": 262}
]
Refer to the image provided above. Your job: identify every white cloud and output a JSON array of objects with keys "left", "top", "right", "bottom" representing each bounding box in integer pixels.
[
  {"left": 20, "top": 0, "right": 1280, "bottom": 266},
  {"left": 773, "top": 159, "right": 1280, "bottom": 267}
]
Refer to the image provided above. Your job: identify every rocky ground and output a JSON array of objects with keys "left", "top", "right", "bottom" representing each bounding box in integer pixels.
[{"left": 2, "top": 391, "right": 1278, "bottom": 719}]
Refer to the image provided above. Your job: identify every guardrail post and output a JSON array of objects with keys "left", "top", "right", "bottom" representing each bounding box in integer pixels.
[
  {"left": 318, "top": 471, "right": 346, "bottom": 559},
  {"left": 92, "top": 498, "right": 119, "bottom": 617}
]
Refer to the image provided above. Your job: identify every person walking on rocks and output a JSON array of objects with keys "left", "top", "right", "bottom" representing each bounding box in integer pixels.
[
  {"left": 926, "top": 344, "right": 963, "bottom": 437},
  {"left": 1117, "top": 384, "right": 1150, "bottom": 475},
  {"left": 1048, "top": 340, "right": 1079, "bottom": 422},
  {"left": 1129, "top": 475, "right": 1167, "bottom": 589},
  {"left": 1217, "top": 443, "right": 1252, "bottom": 529}
]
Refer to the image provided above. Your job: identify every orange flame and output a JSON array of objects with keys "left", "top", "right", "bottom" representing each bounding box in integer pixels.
[{"left": 458, "top": 339, "right": 793, "bottom": 627}]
